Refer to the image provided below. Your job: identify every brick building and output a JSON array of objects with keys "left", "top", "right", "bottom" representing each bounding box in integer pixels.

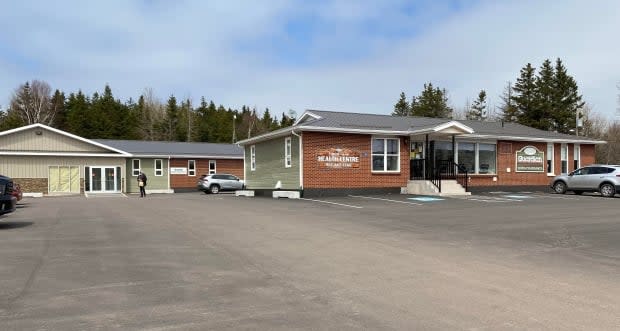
[{"left": 237, "top": 110, "right": 604, "bottom": 197}]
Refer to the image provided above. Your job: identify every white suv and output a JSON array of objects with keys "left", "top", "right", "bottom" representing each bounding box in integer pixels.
[
  {"left": 550, "top": 165, "right": 620, "bottom": 197},
  {"left": 197, "top": 174, "right": 244, "bottom": 194}
]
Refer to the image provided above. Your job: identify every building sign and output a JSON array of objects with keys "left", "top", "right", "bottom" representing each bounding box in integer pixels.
[
  {"left": 170, "top": 167, "right": 188, "bottom": 175},
  {"left": 516, "top": 146, "right": 544, "bottom": 172},
  {"left": 317, "top": 148, "right": 360, "bottom": 168}
]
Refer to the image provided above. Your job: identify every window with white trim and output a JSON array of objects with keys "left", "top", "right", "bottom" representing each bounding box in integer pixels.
[
  {"left": 250, "top": 145, "right": 256, "bottom": 171},
  {"left": 573, "top": 144, "right": 580, "bottom": 170},
  {"left": 560, "top": 143, "right": 568, "bottom": 174},
  {"left": 154, "top": 159, "right": 163, "bottom": 176},
  {"left": 372, "top": 138, "right": 400, "bottom": 172},
  {"left": 209, "top": 160, "right": 216, "bottom": 174},
  {"left": 132, "top": 159, "right": 140, "bottom": 176},
  {"left": 547, "top": 143, "right": 554, "bottom": 175},
  {"left": 477, "top": 143, "right": 496, "bottom": 174},
  {"left": 455, "top": 142, "right": 496, "bottom": 174},
  {"left": 188, "top": 160, "right": 196, "bottom": 176},
  {"left": 284, "top": 137, "right": 292, "bottom": 168}
]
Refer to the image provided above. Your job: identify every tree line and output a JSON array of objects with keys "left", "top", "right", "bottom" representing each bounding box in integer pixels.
[
  {"left": 0, "top": 83, "right": 296, "bottom": 143},
  {"left": 392, "top": 58, "right": 619, "bottom": 163}
]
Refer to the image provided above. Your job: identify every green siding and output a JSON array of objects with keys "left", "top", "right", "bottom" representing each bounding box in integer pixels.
[
  {"left": 245, "top": 135, "right": 300, "bottom": 189},
  {"left": 125, "top": 158, "right": 169, "bottom": 192}
]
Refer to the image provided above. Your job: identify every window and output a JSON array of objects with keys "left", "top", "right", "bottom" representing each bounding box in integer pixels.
[
  {"left": 154, "top": 159, "right": 163, "bottom": 176},
  {"left": 250, "top": 145, "right": 256, "bottom": 171},
  {"left": 457, "top": 142, "right": 475, "bottom": 173},
  {"left": 561, "top": 143, "right": 568, "bottom": 174},
  {"left": 132, "top": 159, "right": 140, "bottom": 176},
  {"left": 372, "top": 138, "right": 400, "bottom": 172},
  {"left": 547, "top": 143, "right": 554, "bottom": 175},
  {"left": 284, "top": 137, "right": 292, "bottom": 168},
  {"left": 188, "top": 160, "right": 196, "bottom": 176},
  {"left": 209, "top": 160, "right": 216, "bottom": 174},
  {"left": 477, "top": 144, "right": 496, "bottom": 174},
  {"left": 573, "top": 144, "right": 580, "bottom": 171}
]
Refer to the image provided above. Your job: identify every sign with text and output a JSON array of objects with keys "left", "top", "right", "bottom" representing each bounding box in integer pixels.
[
  {"left": 317, "top": 148, "right": 360, "bottom": 168},
  {"left": 170, "top": 167, "right": 188, "bottom": 175},
  {"left": 516, "top": 146, "right": 544, "bottom": 172}
]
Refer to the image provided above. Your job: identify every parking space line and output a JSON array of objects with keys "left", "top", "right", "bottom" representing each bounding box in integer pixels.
[
  {"left": 348, "top": 195, "right": 422, "bottom": 205},
  {"left": 467, "top": 197, "right": 523, "bottom": 202},
  {"left": 299, "top": 198, "right": 363, "bottom": 209},
  {"left": 529, "top": 194, "right": 580, "bottom": 200}
]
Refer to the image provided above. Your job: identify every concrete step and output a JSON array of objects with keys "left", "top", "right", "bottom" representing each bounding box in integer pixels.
[{"left": 404, "top": 180, "right": 470, "bottom": 196}]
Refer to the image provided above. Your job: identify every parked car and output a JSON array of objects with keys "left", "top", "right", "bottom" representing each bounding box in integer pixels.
[
  {"left": 197, "top": 174, "right": 244, "bottom": 194},
  {"left": 550, "top": 165, "right": 620, "bottom": 197},
  {"left": 0, "top": 175, "right": 18, "bottom": 215}
]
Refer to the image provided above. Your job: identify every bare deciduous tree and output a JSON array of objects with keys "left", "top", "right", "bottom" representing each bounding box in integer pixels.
[
  {"left": 138, "top": 88, "right": 165, "bottom": 141},
  {"left": 10, "top": 80, "right": 57, "bottom": 125}
]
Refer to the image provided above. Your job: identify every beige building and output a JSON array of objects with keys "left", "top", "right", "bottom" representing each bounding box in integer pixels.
[{"left": 0, "top": 124, "right": 130, "bottom": 195}]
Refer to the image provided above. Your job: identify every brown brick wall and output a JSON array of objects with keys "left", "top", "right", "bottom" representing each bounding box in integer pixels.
[
  {"left": 469, "top": 141, "right": 597, "bottom": 187},
  {"left": 170, "top": 158, "right": 244, "bottom": 188},
  {"left": 12, "top": 178, "right": 48, "bottom": 193},
  {"left": 302, "top": 132, "right": 409, "bottom": 189}
]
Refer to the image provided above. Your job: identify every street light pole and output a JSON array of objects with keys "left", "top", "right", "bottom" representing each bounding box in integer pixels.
[{"left": 232, "top": 114, "right": 237, "bottom": 143}]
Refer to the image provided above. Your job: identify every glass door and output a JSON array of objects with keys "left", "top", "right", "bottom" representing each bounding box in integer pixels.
[{"left": 89, "top": 166, "right": 118, "bottom": 192}]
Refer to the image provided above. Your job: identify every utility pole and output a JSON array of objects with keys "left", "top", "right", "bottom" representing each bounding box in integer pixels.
[
  {"left": 187, "top": 98, "right": 192, "bottom": 142},
  {"left": 232, "top": 114, "right": 236, "bottom": 143}
]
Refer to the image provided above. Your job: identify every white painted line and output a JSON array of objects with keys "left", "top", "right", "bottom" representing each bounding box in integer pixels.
[
  {"left": 529, "top": 194, "right": 580, "bottom": 200},
  {"left": 467, "top": 198, "right": 522, "bottom": 202},
  {"left": 300, "top": 198, "right": 363, "bottom": 209},
  {"left": 348, "top": 195, "right": 422, "bottom": 205}
]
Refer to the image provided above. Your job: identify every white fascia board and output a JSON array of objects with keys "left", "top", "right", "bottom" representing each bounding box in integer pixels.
[
  {"left": 432, "top": 121, "right": 474, "bottom": 134},
  {"left": 297, "top": 126, "right": 410, "bottom": 136},
  {"left": 0, "top": 151, "right": 129, "bottom": 157},
  {"left": 129, "top": 154, "right": 243, "bottom": 159},
  {"left": 293, "top": 111, "right": 322, "bottom": 126},
  {"left": 237, "top": 128, "right": 294, "bottom": 145},
  {"left": 462, "top": 134, "right": 607, "bottom": 144},
  {"left": 0, "top": 123, "right": 132, "bottom": 156}
]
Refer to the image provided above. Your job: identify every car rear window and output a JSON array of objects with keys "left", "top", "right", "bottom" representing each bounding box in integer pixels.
[{"left": 604, "top": 167, "right": 617, "bottom": 174}]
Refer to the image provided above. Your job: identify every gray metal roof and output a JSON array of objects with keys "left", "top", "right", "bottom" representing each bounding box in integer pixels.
[
  {"left": 93, "top": 139, "right": 243, "bottom": 158},
  {"left": 302, "top": 109, "right": 601, "bottom": 142}
]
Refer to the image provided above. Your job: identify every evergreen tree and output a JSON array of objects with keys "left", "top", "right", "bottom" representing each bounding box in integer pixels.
[
  {"left": 392, "top": 92, "right": 410, "bottom": 116},
  {"left": 511, "top": 63, "right": 538, "bottom": 127},
  {"left": 551, "top": 58, "right": 584, "bottom": 133},
  {"left": 50, "top": 90, "right": 66, "bottom": 130},
  {"left": 64, "top": 91, "right": 91, "bottom": 137},
  {"left": 163, "top": 95, "right": 178, "bottom": 141},
  {"left": 410, "top": 83, "right": 453, "bottom": 118},
  {"left": 466, "top": 90, "right": 487, "bottom": 120},
  {"left": 534, "top": 59, "right": 555, "bottom": 130},
  {"left": 498, "top": 81, "right": 519, "bottom": 122}
]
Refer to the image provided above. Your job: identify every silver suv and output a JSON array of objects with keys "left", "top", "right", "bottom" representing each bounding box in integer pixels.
[
  {"left": 197, "top": 174, "right": 244, "bottom": 194},
  {"left": 551, "top": 165, "right": 620, "bottom": 197}
]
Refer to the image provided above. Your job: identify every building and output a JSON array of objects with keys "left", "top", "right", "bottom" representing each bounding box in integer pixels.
[
  {"left": 0, "top": 123, "right": 243, "bottom": 195},
  {"left": 237, "top": 110, "right": 605, "bottom": 197}
]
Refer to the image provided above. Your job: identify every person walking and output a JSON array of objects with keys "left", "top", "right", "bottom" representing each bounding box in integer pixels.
[{"left": 137, "top": 172, "right": 148, "bottom": 197}]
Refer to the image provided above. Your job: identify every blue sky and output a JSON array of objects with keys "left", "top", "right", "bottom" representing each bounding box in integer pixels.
[{"left": 1, "top": 0, "right": 619, "bottom": 120}]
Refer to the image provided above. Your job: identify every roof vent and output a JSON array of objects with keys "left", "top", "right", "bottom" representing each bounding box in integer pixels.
[{"left": 35, "top": 130, "right": 43, "bottom": 135}]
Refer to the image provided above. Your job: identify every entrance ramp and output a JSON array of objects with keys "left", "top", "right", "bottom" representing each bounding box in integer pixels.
[{"left": 404, "top": 180, "right": 470, "bottom": 196}]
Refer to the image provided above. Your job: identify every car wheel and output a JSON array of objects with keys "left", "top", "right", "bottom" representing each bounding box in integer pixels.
[
  {"left": 599, "top": 183, "right": 616, "bottom": 198},
  {"left": 209, "top": 185, "right": 220, "bottom": 194},
  {"left": 553, "top": 181, "right": 567, "bottom": 194},
  {"left": 573, "top": 190, "right": 583, "bottom": 195}
]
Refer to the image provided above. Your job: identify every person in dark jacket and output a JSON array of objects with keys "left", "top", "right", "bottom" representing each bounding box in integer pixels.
[{"left": 137, "top": 172, "right": 148, "bottom": 197}]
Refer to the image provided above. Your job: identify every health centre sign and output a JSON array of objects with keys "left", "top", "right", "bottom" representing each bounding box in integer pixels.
[
  {"left": 516, "top": 146, "right": 544, "bottom": 172},
  {"left": 317, "top": 148, "right": 360, "bottom": 168}
]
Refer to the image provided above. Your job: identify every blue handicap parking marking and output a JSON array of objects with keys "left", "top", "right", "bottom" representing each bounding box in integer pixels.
[
  {"left": 503, "top": 195, "right": 533, "bottom": 199},
  {"left": 408, "top": 196, "right": 445, "bottom": 202}
]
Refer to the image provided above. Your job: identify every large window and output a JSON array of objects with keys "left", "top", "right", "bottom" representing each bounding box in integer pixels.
[
  {"left": 209, "top": 160, "right": 216, "bottom": 174},
  {"left": 573, "top": 144, "right": 580, "bottom": 170},
  {"left": 284, "top": 137, "right": 292, "bottom": 168},
  {"left": 250, "top": 145, "right": 256, "bottom": 171},
  {"left": 561, "top": 143, "right": 568, "bottom": 174},
  {"left": 478, "top": 144, "right": 496, "bottom": 174},
  {"left": 457, "top": 142, "right": 475, "bottom": 173},
  {"left": 547, "top": 143, "right": 554, "bottom": 175},
  {"left": 132, "top": 159, "right": 140, "bottom": 176},
  {"left": 188, "top": 160, "right": 196, "bottom": 176},
  {"left": 372, "top": 138, "right": 400, "bottom": 172},
  {"left": 434, "top": 141, "right": 453, "bottom": 162},
  {"left": 154, "top": 159, "right": 163, "bottom": 176}
]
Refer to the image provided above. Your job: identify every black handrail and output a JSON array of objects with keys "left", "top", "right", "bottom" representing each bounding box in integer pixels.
[{"left": 410, "top": 158, "right": 469, "bottom": 193}]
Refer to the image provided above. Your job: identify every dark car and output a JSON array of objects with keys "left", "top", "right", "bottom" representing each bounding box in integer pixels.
[
  {"left": 0, "top": 175, "right": 18, "bottom": 215},
  {"left": 197, "top": 174, "right": 245, "bottom": 194}
]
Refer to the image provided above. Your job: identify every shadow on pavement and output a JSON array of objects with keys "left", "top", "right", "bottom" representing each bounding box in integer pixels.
[{"left": 0, "top": 221, "right": 34, "bottom": 230}]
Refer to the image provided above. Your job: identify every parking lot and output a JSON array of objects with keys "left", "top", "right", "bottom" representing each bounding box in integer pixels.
[{"left": 0, "top": 192, "right": 619, "bottom": 330}]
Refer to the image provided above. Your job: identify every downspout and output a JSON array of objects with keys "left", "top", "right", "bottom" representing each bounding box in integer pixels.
[
  {"left": 291, "top": 130, "right": 303, "bottom": 194},
  {"left": 167, "top": 156, "right": 171, "bottom": 193}
]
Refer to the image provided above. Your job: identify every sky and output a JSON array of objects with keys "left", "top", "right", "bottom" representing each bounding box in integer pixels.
[{"left": 1, "top": 0, "right": 619, "bottom": 120}]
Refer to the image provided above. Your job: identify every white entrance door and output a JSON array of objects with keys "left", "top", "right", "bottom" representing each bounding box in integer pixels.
[{"left": 88, "top": 166, "right": 119, "bottom": 192}]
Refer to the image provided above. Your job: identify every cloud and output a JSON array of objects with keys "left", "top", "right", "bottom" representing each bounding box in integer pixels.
[{"left": 1, "top": 0, "right": 619, "bottom": 120}]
